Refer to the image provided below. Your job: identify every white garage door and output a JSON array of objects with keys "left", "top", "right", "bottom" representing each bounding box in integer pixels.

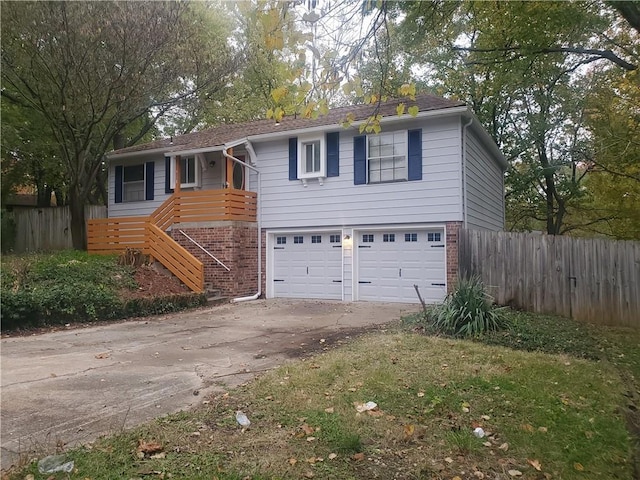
[
  {"left": 272, "top": 232, "right": 342, "bottom": 300},
  {"left": 357, "top": 229, "right": 446, "bottom": 303}
]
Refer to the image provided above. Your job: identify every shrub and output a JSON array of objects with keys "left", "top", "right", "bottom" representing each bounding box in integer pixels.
[
  {"left": 429, "top": 276, "right": 507, "bottom": 337},
  {"left": 0, "top": 250, "right": 204, "bottom": 331}
]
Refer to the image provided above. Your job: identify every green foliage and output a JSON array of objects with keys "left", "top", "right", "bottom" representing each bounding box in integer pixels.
[
  {"left": 429, "top": 276, "right": 507, "bottom": 337},
  {"left": 479, "top": 310, "right": 602, "bottom": 360},
  {"left": 0, "top": 251, "right": 205, "bottom": 330}
]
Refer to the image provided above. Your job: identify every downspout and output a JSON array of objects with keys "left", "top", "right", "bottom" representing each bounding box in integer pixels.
[
  {"left": 222, "top": 143, "right": 262, "bottom": 303},
  {"left": 461, "top": 117, "right": 473, "bottom": 229}
]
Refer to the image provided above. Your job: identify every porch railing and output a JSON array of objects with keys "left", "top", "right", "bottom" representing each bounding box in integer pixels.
[{"left": 87, "top": 189, "right": 257, "bottom": 293}]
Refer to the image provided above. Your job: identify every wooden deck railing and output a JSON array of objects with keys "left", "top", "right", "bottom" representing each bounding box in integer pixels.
[
  {"left": 86, "top": 216, "right": 149, "bottom": 254},
  {"left": 87, "top": 189, "right": 256, "bottom": 293}
]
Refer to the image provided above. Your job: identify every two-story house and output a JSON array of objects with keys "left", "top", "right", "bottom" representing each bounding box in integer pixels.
[{"left": 89, "top": 95, "right": 506, "bottom": 304}]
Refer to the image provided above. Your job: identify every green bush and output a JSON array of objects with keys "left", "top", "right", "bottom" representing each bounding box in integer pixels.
[
  {"left": 0, "top": 250, "right": 205, "bottom": 331},
  {"left": 429, "top": 276, "right": 507, "bottom": 337}
]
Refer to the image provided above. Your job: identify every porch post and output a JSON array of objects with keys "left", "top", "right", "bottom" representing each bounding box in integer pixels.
[
  {"left": 175, "top": 155, "right": 181, "bottom": 193},
  {"left": 226, "top": 147, "right": 234, "bottom": 189}
]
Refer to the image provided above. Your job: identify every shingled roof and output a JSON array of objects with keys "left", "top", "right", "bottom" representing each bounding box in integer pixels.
[{"left": 112, "top": 94, "right": 466, "bottom": 156}]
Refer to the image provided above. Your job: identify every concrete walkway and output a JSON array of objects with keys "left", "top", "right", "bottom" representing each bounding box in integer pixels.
[{"left": 0, "top": 299, "right": 417, "bottom": 470}]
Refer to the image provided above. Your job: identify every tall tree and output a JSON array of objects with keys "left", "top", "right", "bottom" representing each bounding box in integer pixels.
[{"left": 1, "top": 1, "right": 237, "bottom": 248}]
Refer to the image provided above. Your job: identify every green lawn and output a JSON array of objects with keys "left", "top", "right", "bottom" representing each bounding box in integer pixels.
[{"left": 10, "top": 310, "right": 638, "bottom": 480}]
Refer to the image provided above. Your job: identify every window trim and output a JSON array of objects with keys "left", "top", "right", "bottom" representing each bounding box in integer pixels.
[
  {"left": 297, "top": 135, "right": 326, "bottom": 179},
  {"left": 169, "top": 155, "right": 201, "bottom": 189},
  {"left": 366, "top": 130, "right": 408, "bottom": 184}
]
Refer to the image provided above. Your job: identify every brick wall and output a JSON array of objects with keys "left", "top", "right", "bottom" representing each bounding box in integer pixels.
[
  {"left": 171, "top": 222, "right": 258, "bottom": 298},
  {"left": 445, "top": 221, "right": 462, "bottom": 293}
]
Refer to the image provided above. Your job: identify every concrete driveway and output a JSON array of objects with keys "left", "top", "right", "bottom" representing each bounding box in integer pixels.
[{"left": 0, "top": 299, "right": 417, "bottom": 471}]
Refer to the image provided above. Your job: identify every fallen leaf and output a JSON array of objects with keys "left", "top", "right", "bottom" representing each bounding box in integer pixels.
[
  {"left": 498, "top": 443, "right": 509, "bottom": 451},
  {"left": 288, "top": 458, "right": 297, "bottom": 466},
  {"left": 303, "top": 471, "right": 314, "bottom": 478},
  {"left": 508, "top": 470, "right": 522, "bottom": 477},
  {"left": 481, "top": 415, "right": 491, "bottom": 420},
  {"left": 324, "top": 407, "right": 334, "bottom": 414},
  {"left": 521, "top": 424, "right": 534, "bottom": 432},
  {"left": 453, "top": 477, "right": 462, "bottom": 480},
  {"left": 584, "top": 430, "right": 594, "bottom": 438},
  {"left": 306, "top": 436, "right": 316, "bottom": 442},
  {"left": 444, "top": 457, "right": 454, "bottom": 464},
  {"left": 483, "top": 441, "right": 492, "bottom": 447},
  {"left": 473, "top": 471, "right": 485, "bottom": 479},
  {"left": 574, "top": 463, "right": 584, "bottom": 471},
  {"left": 404, "top": 424, "right": 415, "bottom": 438},
  {"left": 25, "top": 475, "right": 35, "bottom": 480},
  {"left": 137, "top": 439, "right": 163, "bottom": 454},
  {"left": 301, "top": 424, "right": 314, "bottom": 435},
  {"left": 352, "top": 453, "right": 365, "bottom": 461},
  {"left": 538, "top": 426, "right": 548, "bottom": 433},
  {"left": 367, "top": 409, "right": 384, "bottom": 417},
  {"left": 417, "top": 391, "right": 425, "bottom": 397},
  {"left": 95, "top": 352, "right": 110, "bottom": 359},
  {"left": 528, "top": 459, "right": 542, "bottom": 471},
  {"left": 328, "top": 453, "right": 337, "bottom": 460},
  {"left": 150, "top": 452, "right": 166, "bottom": 459}
]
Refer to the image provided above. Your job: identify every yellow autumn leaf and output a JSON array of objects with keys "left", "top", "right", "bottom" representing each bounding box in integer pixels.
[
  {"left": 266, "top": 108, "right": 273, "bottom": 119},
  {"left": 396, "top": 103, "right": 406, "bottom": 116},
  {"left": 408, "top": 105, "right": 419, "bottom": 117},
  {"left": 521, "top": 423, "right": 534, "bottom": 432},
  {"left": 403, "top": 424, "right": 415, "bottom": 437},
  {"left": 527, "top": 458, "right": 542, "bottom": 471},
  {"left": 271, "top": 86, "right": 288, "bottom": 103},
  {"left": 574, "top": 462, "right": 584, "bottom": 471}
]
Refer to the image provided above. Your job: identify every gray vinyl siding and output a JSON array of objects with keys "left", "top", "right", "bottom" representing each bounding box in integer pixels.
[
  {"left": 108, "top": 154, "right": 167, "bottom": 218},
  {"left": 257, "top": 116, "right": 463, "bottom": 229},
  {"left": 108, "top": 151, "right": 234, "bottom": 218},
  {"left": 464, "top": 129, "right": 505, "bottom": 231}
]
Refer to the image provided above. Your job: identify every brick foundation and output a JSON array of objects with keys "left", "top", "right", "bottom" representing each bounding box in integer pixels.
[
  {"left": 171, "top": 222, "right": 258, "bottom": 298},
  {"left": 445, "top": 222, "right": 462, "bottom": 293}
]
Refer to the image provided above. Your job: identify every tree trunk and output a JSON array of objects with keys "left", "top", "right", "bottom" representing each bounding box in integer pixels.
[
  {"left": 36, "top": 184, "right": 52, "bottom": 207},
  {"left": 68, "top": 188, "right": 87, "bottom": 250}
]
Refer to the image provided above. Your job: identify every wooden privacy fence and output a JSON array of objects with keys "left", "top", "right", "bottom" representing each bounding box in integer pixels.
[
  {"left": 459, "top": 230, "right": 640, "bottom": 327},
  {"left": 12, "top": 205, "right": 106, "bottom": 253}
]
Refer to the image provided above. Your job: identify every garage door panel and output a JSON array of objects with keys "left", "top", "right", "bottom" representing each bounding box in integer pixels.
[
  {"left": 272, "top": 232, "right": 342, "bottom": 300},
  {"left": 357, "top": 228, "right": 446, "bottom": 304}
]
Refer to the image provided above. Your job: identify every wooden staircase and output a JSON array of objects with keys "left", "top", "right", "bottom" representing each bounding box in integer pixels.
[{"left": 87, "top": 189, "right": 257, "bottom": 293}]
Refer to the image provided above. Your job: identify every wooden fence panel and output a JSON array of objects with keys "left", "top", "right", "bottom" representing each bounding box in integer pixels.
[
  {"left": 459, "top": 229, "right": 639, "bottom": 327},
  {"left": 13, "top": 205, "right": 106, "bottom": 253}
]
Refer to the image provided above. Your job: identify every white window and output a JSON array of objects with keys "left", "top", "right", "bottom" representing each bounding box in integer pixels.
[
  {"left": 169, "top": 155, "right": 202, "bottom": 189},
  {"left": 368, "top": 131, "right": 407, "bottom": 183},
  {"left": 298, "top": 135, "right": 326, "bottom": 179},
  {"left": 123, "top": 164, "right": 145, "bottom": 202}
]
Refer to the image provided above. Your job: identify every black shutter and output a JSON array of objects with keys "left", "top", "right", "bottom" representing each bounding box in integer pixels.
[
  {"left": 114, "top": 165, "right": 123, "bottom": 203},
  {"left": 289, "top": 137, "right": 298, "bottom": 180},
  {"left": 407, "top": 129, "right": 422, "bottom": 181},
  {"left": 353, "top": 135, "right": 367, "bottom": 185},
  {"left": 326, "top": 132, "right": 339, "bottom": 177},
  {"left": 164, "top": 156, "right": 174, "bottom": 193},
  {"left": 145, "top": 161, "right": 155, "bottom": 200}
]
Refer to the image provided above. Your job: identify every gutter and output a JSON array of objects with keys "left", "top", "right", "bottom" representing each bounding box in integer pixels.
[{"left": 221, "top": 141, "right": 262, "bottom": 303}]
